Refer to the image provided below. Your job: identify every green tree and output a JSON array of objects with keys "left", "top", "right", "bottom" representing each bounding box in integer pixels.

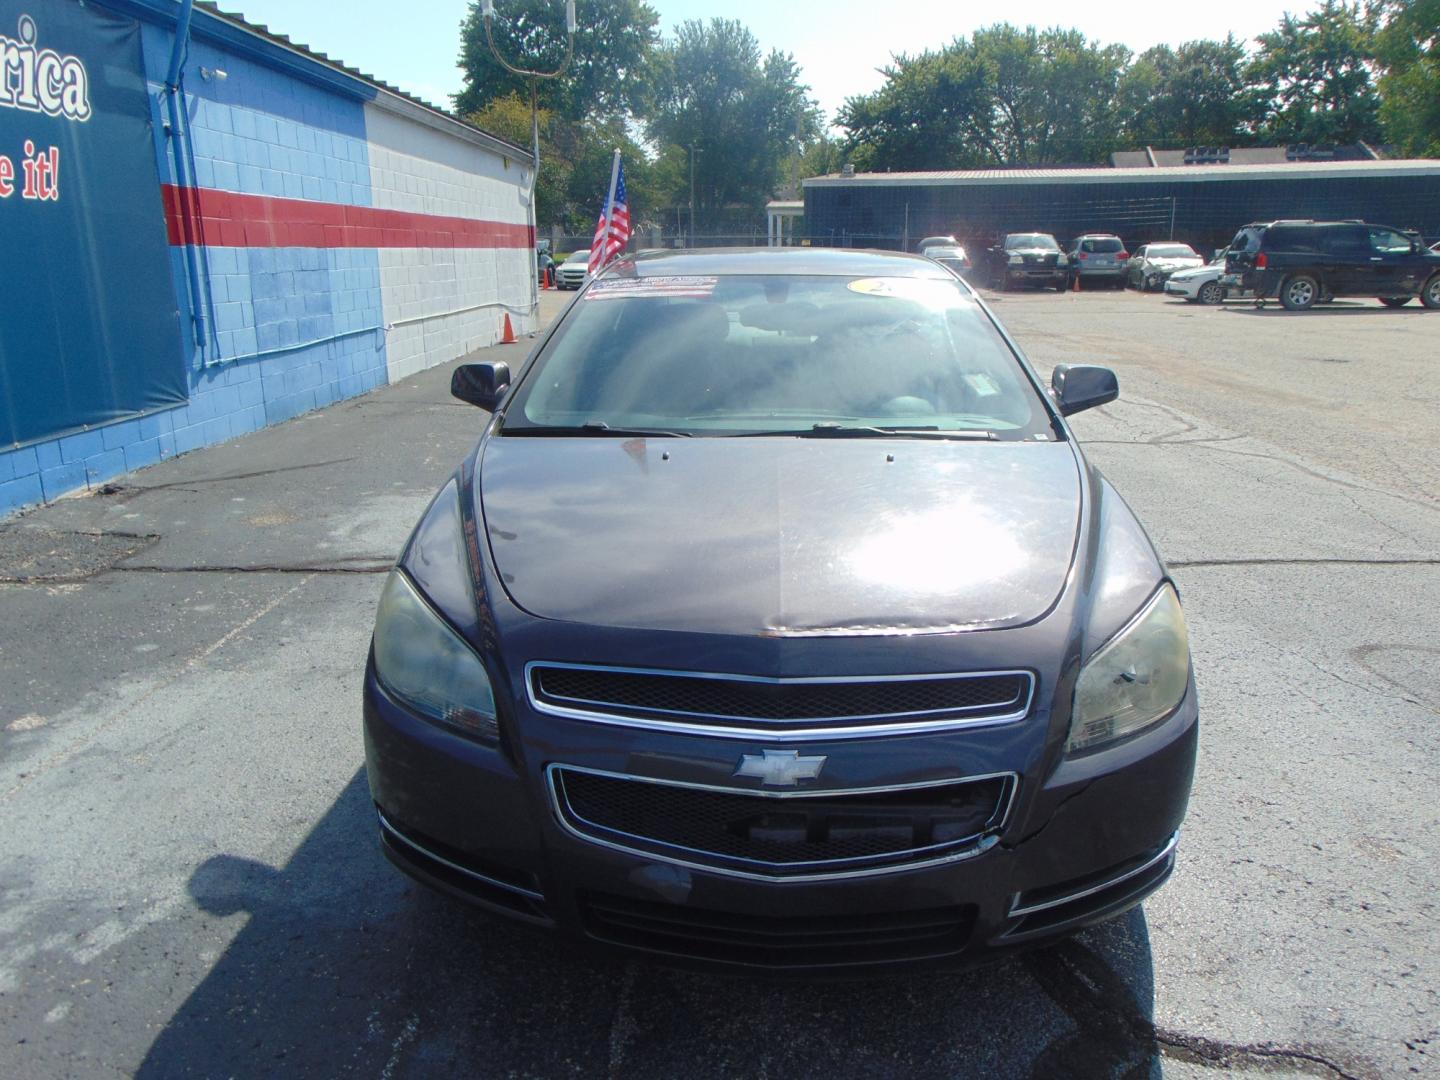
[
  {"left": 839, "top": 25, "right": 1130, "bottom": 169},
  {"left": 456, "top": 0, "right": 659, "bottom": 120},
  {"left": 1118, "top": 38, "right": 1254, "bottom": 147},
  {"left": 467, "top": 96, "right": 656, "bottom": 231},
  {"left": 836, "top": 47, "right": 993, "bottom": 170},
  {"left": 643, "top": 19, "right": 822, "bottom": 226},
  {"left": 467, "top": 93, "right": 570, "bottom": 228},
  {"left": 795, "top": 135, "right": 846, "bottom": 181},
  {"left": 1373, "top": 0, "right": 1440, "bottom": 155},
  {"left": 1247, "top": 1, "right": 1382, "bottom": 144}
]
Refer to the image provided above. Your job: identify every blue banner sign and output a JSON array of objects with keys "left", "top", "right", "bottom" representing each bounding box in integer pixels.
[{"left": 0, "top": 1, "right": 185, "bottom": 449}]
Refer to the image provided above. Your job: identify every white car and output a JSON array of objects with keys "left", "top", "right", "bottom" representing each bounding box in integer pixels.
[
  {"left": 1163, "top": 251, "right": 1231, "bottom": 304},
  {"left": 923, "top": 244, "right": 970, "bottom": 275},
  {"left": 917, "top": 235, "right": 959, "bottom": 253},
  {"left": 1128, "top": 243, "right": 1205, "bottom": 291},
  {"left": 555, "top": 250, "right": 591, "bottom": 290}
]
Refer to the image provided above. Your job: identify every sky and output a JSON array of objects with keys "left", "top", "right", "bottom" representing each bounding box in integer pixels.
[{"left": 226, "top": 0, "right": 1312, "bottom": 123}]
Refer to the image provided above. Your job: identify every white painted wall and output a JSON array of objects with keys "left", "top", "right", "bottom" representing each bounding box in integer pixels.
[{"left": 363, "top": 105, "right": 534, "bottom": 384}]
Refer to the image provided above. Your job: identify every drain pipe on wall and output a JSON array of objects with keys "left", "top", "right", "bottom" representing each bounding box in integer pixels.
[{"left": 164, "top": 0, "right": 212, "bottom": 362}]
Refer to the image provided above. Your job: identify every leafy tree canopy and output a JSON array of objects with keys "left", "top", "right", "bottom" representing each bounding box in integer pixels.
[
  {"left": 1117, "top": 37, "right": 1253, "bottom": 148},
  {"left": 838, "top": 26, "right": 1130, "bottom": 169},
  {"left": 1247, "top": 0, "right": 1382, "bottom": 144},
  {"left": 642, "top": 19, "right": 822, "bottom": 222},
  {"left": 457, "top": 0, "right": 659, "bottom": 120},
  {"left": 1374, "top": 0, "right": 1440, "bottom": 156}
]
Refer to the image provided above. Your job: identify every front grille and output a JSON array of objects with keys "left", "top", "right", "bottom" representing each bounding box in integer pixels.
[
  {"left": 581, "top": 891, "right": 976, "bottom": 968},
  {"left": 551, "top": 767, "right": 1013, "bottom": 876},
  {"left": 530, "top": 665, "right": 1030, "bottom": 733}
]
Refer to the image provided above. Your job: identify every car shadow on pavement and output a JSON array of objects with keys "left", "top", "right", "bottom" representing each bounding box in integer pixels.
[
  {"left": 136, "top": 771, "right": 1166, "bottom": 1079},
  {"left": 1230, "top": 303, "right": 1431, "bottom": 316}
]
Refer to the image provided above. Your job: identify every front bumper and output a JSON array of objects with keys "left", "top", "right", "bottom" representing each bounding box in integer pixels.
[
  {"left": 1004, "top": 264, "right": 1067, "bottom": 283},
  {"left": 1163, "top": 277, "right": 1204, "bottom": 298},
  {"left": 363, "top": 663, "right": 1197, "bottom": 974}
]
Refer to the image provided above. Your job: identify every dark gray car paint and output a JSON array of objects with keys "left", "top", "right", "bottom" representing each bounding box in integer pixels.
[
  {"left": 480, "top": 438, "right": 1081, "bottom": 637},
  {"left": 363, "top": 248, "right": 1194, "bottom": 971}
]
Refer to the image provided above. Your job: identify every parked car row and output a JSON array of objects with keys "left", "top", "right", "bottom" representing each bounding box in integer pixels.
[{"left": 919, "top": 220, "right": 1440, "bottom": 310}]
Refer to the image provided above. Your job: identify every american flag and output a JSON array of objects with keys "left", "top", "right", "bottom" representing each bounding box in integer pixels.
[{"left": 587, "top": 160, "right": 630, "bottom": 274}]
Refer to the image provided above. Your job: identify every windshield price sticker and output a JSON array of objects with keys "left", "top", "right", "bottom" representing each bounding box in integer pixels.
[
  {"left": 586, "top": 276, "right": 719, "bottom": 301},
  {"left": 847, "top": 277, "right": 966, "bottom": 305}
]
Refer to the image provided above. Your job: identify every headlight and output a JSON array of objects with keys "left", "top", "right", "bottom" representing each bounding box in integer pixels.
[
  {"left": 1068, "top": 584, "right": 1190, "bottom": 753},
  {"left": 373, "top": 570, "right": 498, "bottom": 741},
  {"left": 1057, "top": 254, "right": 1069, "bottom": 266},
  {"left": 1009, "top": 254, "right": 1023, "bottom": 264}
]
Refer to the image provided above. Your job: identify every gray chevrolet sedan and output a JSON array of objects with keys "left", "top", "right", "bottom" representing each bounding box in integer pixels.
[{"left": 363, "top": 248, "right": 1197, "bottom": 973}]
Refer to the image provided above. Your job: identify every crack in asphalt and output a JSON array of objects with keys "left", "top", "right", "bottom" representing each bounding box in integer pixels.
[
  {"left": 96, "top": 457, "right": 358, "bottom": 498},
  {"left": 1, "top": 576, "right": 314, "bottom": 803},
  {"left": 1079, "top": 419, "right": 1440, "bottom": 512},
  {"left": 1, "top": 556, "right": 393, "bottom": 583},
  {"left": 115, "top": 561, "right": 393, "bottom": 576},
  {"left": 1170, "top": 557, "right": 1439, "bottom": 569},
  {"left": 1024, "top": 939, "right": 1371, "bottom": 1079},
  {"left": 1154, "top": 1028, "right": 1366, "bottom": 1078},
  {"left": 1348, "top": 644, "right": 1440, "bottom": 715}
]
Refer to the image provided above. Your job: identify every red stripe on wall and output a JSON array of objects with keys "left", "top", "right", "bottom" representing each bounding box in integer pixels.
[{"left": 161, "top": 185, "right": 534, "bottom": 249}]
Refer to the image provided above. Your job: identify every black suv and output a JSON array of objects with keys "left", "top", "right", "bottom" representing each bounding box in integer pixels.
[
  {"left": 1227, "top": 220, "right": 1440, "bottom": 311},
  {"left": 984, "top": 233, "right": 1070, "bottom": 291}
]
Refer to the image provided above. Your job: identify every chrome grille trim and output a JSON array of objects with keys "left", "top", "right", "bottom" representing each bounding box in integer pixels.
[
  {"left": 546, "top": 763, "right": 1019, "bottom": 882},
  {"left": 1008, "top": 832, "right": 1179, "bottom": 917},
  {"left": 525, "top": 662, "right": 1036, "bottom": 740},
  {"left": 377, "top": 810, "right": 544, "bottom": 901}
]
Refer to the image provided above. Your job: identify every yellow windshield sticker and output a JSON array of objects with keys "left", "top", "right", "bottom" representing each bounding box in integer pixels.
[{"left": 846, "top": 277, "right": 962, "bottom": 304}]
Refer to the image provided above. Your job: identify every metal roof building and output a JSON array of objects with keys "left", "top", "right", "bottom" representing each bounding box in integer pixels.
[{"left": 801, "top": 159, "right": 1440, "bottom": 253}]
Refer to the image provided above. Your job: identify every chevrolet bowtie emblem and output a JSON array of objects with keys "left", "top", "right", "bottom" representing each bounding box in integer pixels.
[{"left": 733, "top": 749, "right": 827, "bottom": 787}]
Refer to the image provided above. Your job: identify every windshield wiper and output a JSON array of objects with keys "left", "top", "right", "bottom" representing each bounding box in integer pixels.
[
  {"left": 736, "top": 423, "right": 997, "bottom": 440},
  {"left": 509, "top": 421, "right": 692, "bottom": 438}
]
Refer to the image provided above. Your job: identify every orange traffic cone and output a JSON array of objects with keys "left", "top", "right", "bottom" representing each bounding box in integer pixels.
[
  {"left": 1071, "top": 273, "right": 1081, "bottom": 293},
  {"left": 501, "top": 313, "right": 517, "bottom": 344}
]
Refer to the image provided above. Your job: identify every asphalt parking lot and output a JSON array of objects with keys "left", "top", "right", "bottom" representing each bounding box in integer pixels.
[{"left": 2, "top": 285, "right": 1437, "bottom": 1079}]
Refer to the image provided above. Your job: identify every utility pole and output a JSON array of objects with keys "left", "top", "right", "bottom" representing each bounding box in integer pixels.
[
  {"left": 689, "top": 145, "right": 701, "bottom": 248},
  {"left": 479, "top": 0, "right": 576, "bottom": 322}
]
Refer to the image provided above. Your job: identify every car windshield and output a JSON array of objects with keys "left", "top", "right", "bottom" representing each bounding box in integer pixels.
[
  {"left": 1005, "top": 234, "right": 1059, "bottom": 250},
  {"left": 563, "top": 251, "right": 589, "bottom": 264},
  {"left": 502, "top": 273, "right": 1051, "bottom": 439},
  {"left": 1146, "top": 245, "right": 1198, "bottom": 259}
]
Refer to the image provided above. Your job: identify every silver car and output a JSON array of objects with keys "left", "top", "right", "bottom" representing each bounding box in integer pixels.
[{"left": 1066, "top": 235, "right": 1129, "bottom": 289}]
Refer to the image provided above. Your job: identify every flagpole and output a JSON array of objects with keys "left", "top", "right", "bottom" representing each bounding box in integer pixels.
[{"left": 599, "top": 148, "right": 621, "bottom": 269}]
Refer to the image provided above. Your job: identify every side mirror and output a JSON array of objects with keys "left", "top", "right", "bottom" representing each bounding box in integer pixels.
[
  {"left": 451, "top": 361, "right": 510, "bottom": 410},
  {"left": 1051, "top": 364, "right": 1119, "bottom": 417}
]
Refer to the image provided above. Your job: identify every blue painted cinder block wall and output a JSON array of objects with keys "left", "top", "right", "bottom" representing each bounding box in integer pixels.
[{"left": 0, "top": 7, "right": 385, "bottom": 517}]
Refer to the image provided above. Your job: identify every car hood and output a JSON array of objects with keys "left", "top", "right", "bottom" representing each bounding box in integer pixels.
[
  {"left": 479, "top": 437, "right": 1082, "bottom": 637},
  {"left": 1145, "top": 258, "right": 1203, "bottom": 269},
  {"left": 1009, "top": 248, "right": 1061, "bottom": 258},
  {"left": 1168, "top": 265, "right": 1221, "bottom": 281}
]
